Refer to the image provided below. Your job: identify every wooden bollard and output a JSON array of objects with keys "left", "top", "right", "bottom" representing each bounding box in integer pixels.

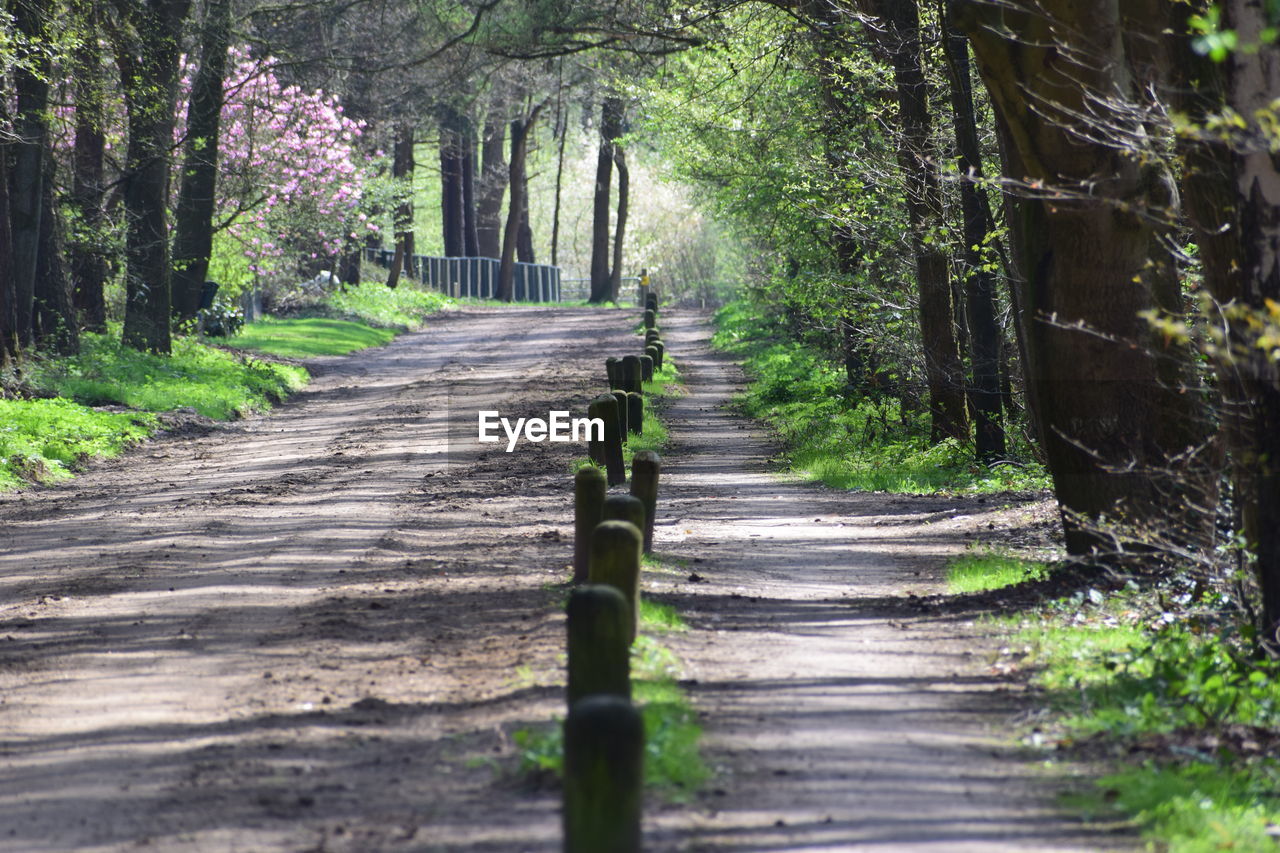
[
  {"left": 620, "top": 355, "right": 642, "bottom": 394},
  {"left": 563, "top": 695, "right": 643, "bottom": 853},
  {"left": 612, "top": 390, "right": 629, "bottom": 442},
  {"left": 605, "top": 357, "right": 620, "bottom": 390},
  {"left": 629, "top": 452, "right": 660, "bottom": 554},
  {"left": 603, "top": 493, "right": 645, "bottom": 534},
  {"left": 588, "top": 520, "right": 642, "bottom": 642},
  {"left": 573, "top": 466, "right": 608, "bottom": 583},
  {"left": 644, "top": 329, "right": 661, "bottom": 346},
  {"left": 645, "top": 293, "right": 658, "bottom": 313},
  {"left": 640, "top": 354, "right": 654, "bottom": 383},
  {"left": 652, "top": 340, "right": 664, "bottom": 370},
  {"left": 627, "top": 391, "right": 643, "bottom": 436},
  {"left": 566, "top": 585, "right": 631, "bottom": 705},
  {"left": 646, "top": 345, "right": 661, "bottom": 374},
  {"left": 587, "top": 394, "right": 626, "bottom": 486},
  {"left": 643, "top": 309, "right": 656, "bottom": 330}
]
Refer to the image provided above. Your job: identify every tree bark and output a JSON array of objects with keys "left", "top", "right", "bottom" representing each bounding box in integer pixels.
[
  {"left": 609, "top": 145, "right": 629, "bottom": 302},
  {"left": 551, "top": 102, "right": 569, "bottom": 266},
  {"left": 515, "top": 117, "right": 535, "bottom": 264},
  {"left": 0, "top": 128, "right": 15, "bottom": 364},
  {"left": 461, "top": 121, "right": 479, "bottom": 257},
  {"left": 956, "top": 0, "right": 1209, "bottom": 556},
  {"left": 112, "top": 0, "right": 192, "bottom": 354},
  {"left": 589, "top": 97, "right": 623, "bottom": 303},
  {"left": 941, "top": 9, "right": 1004, "bottom": 461},
  {"left": 69, "top": 0, "right": 109, "bottom": 332},
  {"left": 171, "top": 0, "right": 231, "bottom": 323},
  {"left": 438, "top": 106, "right": 465, "bottom": 257},
  {"left": 34, "top": 150, "right": 79, "bottom": 354},
  {"left": 11, "top": 0, "right": 51, "bottom": 351},
  {"left": 388, "top": 123, "right": 415, "bottom": 286},
  {"left": 476, "top": 94, "right": 508, "bottom": 259},
  {"left": 498, "top": 105, "right": 543, "bottom": 301}
]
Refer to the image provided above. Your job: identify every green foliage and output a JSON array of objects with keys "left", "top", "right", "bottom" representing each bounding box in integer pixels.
[
  {"left": 714, "top": 299, "right": 1048, "bottom": 494},
  {"left": 624, "top": 358, "right": 679, "bottom": 465},
  {"left": 0, "top": 398, "right": 156, "bottom": 490},
  {"left": 24, "top": 332, "right": 307, "bottom": 420},
  {"left": 946, "top": 550, "right": 1048, "bottom": 593},
  {"left": 228, "top": 317, "right": 396, "bottom": 357},
  {"left": 638, "top": 598, "right": 687, "bottom": 632},
  {"left": 324, "top": 281, "right": 451, "bottom": 329}
]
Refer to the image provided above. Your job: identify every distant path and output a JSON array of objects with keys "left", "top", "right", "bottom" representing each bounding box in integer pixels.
[{"left": 644, "top": 311, "right": 1122, "bottom": 851}]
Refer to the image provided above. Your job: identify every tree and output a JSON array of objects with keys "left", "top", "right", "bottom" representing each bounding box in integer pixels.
[
  {"left": 498, "top": 100, "right": 544, "bottom": 300},
  {"left": 11, "top": 0, "right": 52, "bottom": 352},
  {"left": 589, "top": 96, "right": 624, "bottom": 303},
  {"left": 68, "top": 0, "right": 110, "bottom": 333},
  {"left": 476, "top": 92, "right": 509, "bottom": 258}
]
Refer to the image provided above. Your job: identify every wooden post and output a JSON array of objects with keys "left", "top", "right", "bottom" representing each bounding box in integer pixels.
[
  {"left": 646, "top": 345, "right": 660, "bottom": 375},
  {"left": 603, "top": 494, "right": 645, "bottom": 534},
  {"left": 605, "top": 357, "right": 620, "bottom": 390},
  {"left": 629, "top": 452, "right": 660, "bottom": 554},
  {"left": 612, "top": 390, "right": 629, "bottom": 442},
  {"left": 643, "top": 308, "right": 656, "bottom": 330},
  {"left": 566, "top": 585, "right": 631, "bottom": 705},
  {"left": 588, "top": 520, "right": 642, "bottom": 642},
  {"left": 620, "top": 355, "right": 642, "bottom": 394},
  {"left": 626, "top": 391, "right": 643, "bottom": 436},
  {"left": 644, "top": 329, "right": 660, "bottom": 346},
  {"left": 587, "top": 394, "right": 625, "bottom": 486},
  {"left": 639, "top": 354, "right": 653, "bottom": 383},
  {"left": 563, "top": 695, "right": 643, "bottom": 853},
  {"left": 573, "top": 466, "right": 608, "bottom": 583},
  {"left": 645, "top": 292, "right": 657, "bottom": 313},
  {"left": 652, "top": 340, "right": 664, "bottom": 370}
]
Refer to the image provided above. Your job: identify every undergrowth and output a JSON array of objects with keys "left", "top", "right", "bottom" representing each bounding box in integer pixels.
[
  {"left": 946, "top": 549, "right": 1048, "bottom": 593},
  {"left": 0, "top": 398, "right": 155, "bottom": 490},
  {"left": 991, "top": 568, "right": 1280, "bottom": 850},
  {"left": 228, "top": 317, "right": 396, "bottom": 358},
  {"left": 712, "top": 298, "right": 1048, "bottom": 493}
]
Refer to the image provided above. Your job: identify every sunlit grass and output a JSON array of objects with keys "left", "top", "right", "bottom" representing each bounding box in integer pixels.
[
  {"left": 945, "top": 550, "right": 1047, "bottom": 593},
  {"left": 228, "top": 317, "right": 396, "bottom": 357}
]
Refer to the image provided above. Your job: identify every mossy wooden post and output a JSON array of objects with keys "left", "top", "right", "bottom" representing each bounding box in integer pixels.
[
  {"left": 566, "top": 585, "right": 631, "bottom": 705},
  {"left": 645, "top": 293, "right": 658, "bottom": 313},
  {"left": 563, "top": 695, "right": 643, "bottom": 853},
  {"left": 639, "top": 354, "right": 654, "bottom": 383},
  {"left": 606, "top": 357, "right": 620, "bottom": 390},
  {"left": 620, "top": 355, "right": 642, "bottom": 394},
  {"left": 603, "top": 494, "right": 645, "bottom": 534},
  {"left": 652, "top": 340, "right": 664, "bottom": 370},
  {"left": 643, "top": 308, "right": 656, "bottom": 330},
  {"left": 587, "top": 394, "right": 625, "bottom": 486},
  {"left": 588, "top": 520, "right": 642, "bottom": 642},
  {"left": 645, "top": 345, "right": 660, "bottom": 373},
  {"left": 611, "top": 390, "right": 629, "bottom": 443},
  {"left": 626, "top": 391, "right": 643, "bottom": 436},
  {"left": 629, "top": 451, "right": 660, "bottom": 554},
  {"left": 645, "top": 329, "right": 661, "bottom": 346},
  {"left": 573, "top": 466, "right": 608, "bottom": 583}
]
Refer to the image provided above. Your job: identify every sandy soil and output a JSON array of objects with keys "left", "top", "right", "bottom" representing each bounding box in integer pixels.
[{"left": 0, "top": 306, "right": 1127, "bottom": 852}]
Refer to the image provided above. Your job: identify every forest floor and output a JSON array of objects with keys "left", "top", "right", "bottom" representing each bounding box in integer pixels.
[{"left": 0, "top": 306, "right": 1128, "bottom": 852}]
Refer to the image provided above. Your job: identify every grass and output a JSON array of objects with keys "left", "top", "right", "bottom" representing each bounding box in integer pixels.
[
  {"left": 624, "top": 360, "right": 679, "bottom": 466},
  {"left": 325, "top": 280, "right": 451, "bottom": 328},
  {"left": 997, "top": 585, "right": 1280, "bottom": 850},
  {"left": 945, "top": 550, "right": 1048, "bottom": 593},
  {"left": 227, "top": 317, "right": 397, "bottom": 357},
  {"left": 711, "top": 298, "right": 1049, "bottom": 494},
  {"left": 0, "top": 398, "right": 156, "bottom": 489}
]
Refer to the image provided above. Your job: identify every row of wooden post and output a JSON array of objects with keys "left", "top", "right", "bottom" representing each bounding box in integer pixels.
[{"left": 563, "top": 292, "right": 664, "bottom": 852}]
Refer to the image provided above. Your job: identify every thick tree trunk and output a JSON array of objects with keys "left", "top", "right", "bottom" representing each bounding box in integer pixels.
[
  {"left": 461, "top": 122, "right": 479, "bottom": 257},
  {"left": 171, "top": 0, "right": 230, "bottom": 323},
  {"left": 34, "top": 151, "right": 79, "bottom": 354},
  {"left": 0, "top": 133, "right": 15, "bottom": 364},
  {"left": 389, "top": 123, "right": 415, "bottom": 286},
  {"left": 69, "top": 0, "right": 109, "bottom": 332},
  {"left": 941, "top": 12, "right": 1004, "bottom": 461},
  {"left": 498, "top": 106, "right": 543, "bottom": 301},
  {"left": 476, "top": 96, "right": 507, "bottom": 259},
  {"left": 438, "top": 107, "right": 465, "bottom": 257},
  {"left": 589, "top": 98, "right": 623, "bottom": 304},
  {"left": 609, "top": 146, "right": 629, "bottom": 302},
  {"left": 957, "top": 0, "right": 1209, "bottom": 556},
  {"left": 113, "top": 0, "right": 191, "bottom": 354},
  {"left": 869, "top": 0, "right": 968, "bottom": 442},
  {"left": 11, "top": 0, "right": 51, "bottom": 351},
  {"left": 515, "top": 118, "right": 535, "bottom": 264}
]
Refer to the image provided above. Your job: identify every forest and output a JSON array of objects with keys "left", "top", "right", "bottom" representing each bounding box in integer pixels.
[{"left": 3, "top": 0, "right": 1280, "bottom": 850}]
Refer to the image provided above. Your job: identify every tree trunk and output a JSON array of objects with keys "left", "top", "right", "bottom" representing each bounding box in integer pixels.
[
  {"left": 941, "top": 9, "right": 1004, "bottom": 461},
  {"left": 34, "top": 150, "right": 79, "bottom": 354},
  {"left": 868, "top": 0, "right": 968, "bottom": 442},
  {"left": 389, "top": 123, "right": 415, "bottom": 286},
  {"left": 551, "top": 103, "right": 569, "bottom": 266},
  {"left": 957, "top": 0, "right": 1209, "bottom": 556},
  {"left": 171, "top": 0, "right": 230, "bottom": 323},
  {"left": 498, "top": 105, "right": 543, "bottom": 302},
  {"left": 11, "top": 0, "right": 51, "bottom": 351},
  {"left": 461, "top": 121, "right": 479, "bottom": 257},
  {"left": 589, "top": 97, "right": 623, "bottom": 303},
  {"left": 0, "top": 130, "right": 15, "bottom": 364},
  {"left": 476, "top": 95, "right": 507, "bottom": 259},
  {"left": 438, "top": 106, "right": 465, "bottom": 257},
  {"left": 515, "top": 117, "right": 535, "bottom": 264},
  {"left": 69, "top": 0, "right": 109, "bottom": 333},
  {"left": 609, "top": 146, "right": 629, "bottom": 302},
  {"left": 113, "top": 0, "right": 192, "bottom": 354}
]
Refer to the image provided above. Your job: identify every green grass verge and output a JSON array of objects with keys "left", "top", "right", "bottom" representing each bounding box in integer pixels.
[
  {"left": 228, "top": 317, "right": 397, "bottom": 358},
  {"left": 624, "top": 360, "right": 680, "bottom": 465},
  {"left": 999, "top": 589, "right": 1280, "bottom": 850},
  {"left": 945, "top": 550, "right": 1048, "bottom": 593},
  {"left": 711, "top": 299, "right": 1049, "bottom": 494},
  {"left": 0, "top": 398, "right": 156, "bottom": 489},
  {"left": 325, "top": 280, "right": 451, "bottom": 328}
]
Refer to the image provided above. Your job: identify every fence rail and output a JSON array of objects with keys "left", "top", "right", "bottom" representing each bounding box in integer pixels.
[{"left": 365, "top": 248, "right": 561, "bottom": 302}]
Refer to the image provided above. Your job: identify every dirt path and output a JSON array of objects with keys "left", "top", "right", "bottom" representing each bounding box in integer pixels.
[{"left": 0, "top": 306, "right": 1121, "bottom": 852}]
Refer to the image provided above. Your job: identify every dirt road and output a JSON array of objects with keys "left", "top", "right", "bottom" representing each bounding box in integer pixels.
[{"left": 0, "top": 306, "right": 1119, "bottom": 851}]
